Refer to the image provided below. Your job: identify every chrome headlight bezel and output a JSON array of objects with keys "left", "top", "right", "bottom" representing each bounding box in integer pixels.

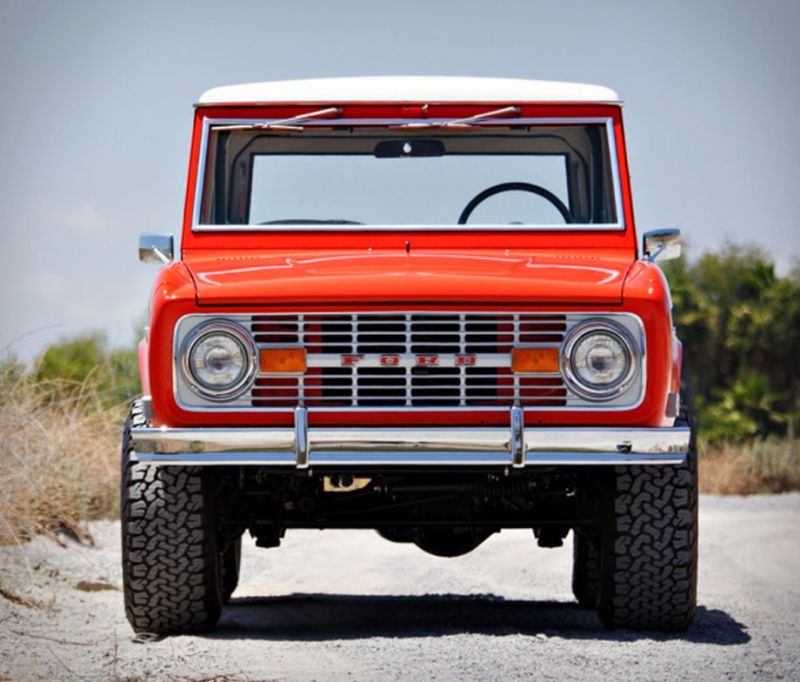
[
  {"left": 180, "top": 320, "right": 257, "bottom": 401},
  {"left": 561, "top": 319, "right": 639, "bottom": 401}
]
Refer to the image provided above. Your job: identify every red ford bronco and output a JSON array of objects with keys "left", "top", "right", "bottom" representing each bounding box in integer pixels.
[{"left": 124, "top": 76, "right": 696, "bottom": 635}]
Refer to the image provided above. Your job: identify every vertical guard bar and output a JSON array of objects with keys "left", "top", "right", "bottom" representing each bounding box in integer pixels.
[
  {"left": 510, "top": 406, "right": 525, "bottom": 467},
  {"left": 295, "top": 406, "right": 309, "bottom": 468}
]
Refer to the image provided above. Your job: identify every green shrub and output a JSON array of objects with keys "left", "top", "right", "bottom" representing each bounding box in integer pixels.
[
  {"left": 664, "top": 245, "right": 800, "bottom": 442},
  {"left": 33, "top": 333, "right": 140, "bottom": 407}
]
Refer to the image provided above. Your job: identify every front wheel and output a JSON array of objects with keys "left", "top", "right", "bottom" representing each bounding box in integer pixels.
[
  {"left": 597, "top": 407, "right": 698, "bottom": 630},
  {"left": 121, "top": 402, "right": 223, "bottom": 635}
]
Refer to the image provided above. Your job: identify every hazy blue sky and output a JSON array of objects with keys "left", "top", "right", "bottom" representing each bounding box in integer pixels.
[{"left": 1, "top": 0, "right": 798, "bottom": 361}]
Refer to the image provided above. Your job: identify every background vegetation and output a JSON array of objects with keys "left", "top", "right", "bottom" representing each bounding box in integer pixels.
[
  {"left": 0, "top": 358, "right": 124, "bottom": 545},
  {"left": 664, "top": 243, "right": 800, "bottom": 445},
  {"left": 0, "top": 243, "right": 798, "bottom": 543}
]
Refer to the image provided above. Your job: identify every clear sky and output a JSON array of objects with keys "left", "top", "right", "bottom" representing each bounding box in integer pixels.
[{"left": 1, "top": 0, "right": 798, "bottom": 361}]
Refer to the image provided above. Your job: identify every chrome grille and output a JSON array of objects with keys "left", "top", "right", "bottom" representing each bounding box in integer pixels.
[
  {"left": 173, "top": 311, "right": 645, "bottom": 412},
  {"left": 248, "top": 313, "right": 567, "bottom": 408}
]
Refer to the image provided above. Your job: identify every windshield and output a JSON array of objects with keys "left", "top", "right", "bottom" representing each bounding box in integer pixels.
[{"left": 197, "top": 122, "right": 621, "bottom": 228}]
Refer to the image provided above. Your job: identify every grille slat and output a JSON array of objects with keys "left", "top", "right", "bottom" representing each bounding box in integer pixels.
[{"left": 247, "top": 312, "right": 567, "bottom": 408}]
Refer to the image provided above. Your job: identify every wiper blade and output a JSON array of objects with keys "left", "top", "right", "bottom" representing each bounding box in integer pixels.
[
  {"left": 213, "top": 107, "right": 343, "bottom": 132},
  {"left": 259, "top": 219, "right": 363, "bottom": 225},
  {"left": 212, "top": 105, "right": 519, "bottom": 132},
  {"left": 390, "top": 105, "right": 521, "bottom": 130}
]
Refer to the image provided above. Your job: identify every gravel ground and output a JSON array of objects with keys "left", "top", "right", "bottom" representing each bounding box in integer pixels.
[{"left": 1, "top": 493, "right": 799, "bottom": 681}]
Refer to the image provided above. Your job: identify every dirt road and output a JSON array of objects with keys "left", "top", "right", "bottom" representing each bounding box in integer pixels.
[{"left": 1, "top": 494, "right": 798, "bottom": 681}]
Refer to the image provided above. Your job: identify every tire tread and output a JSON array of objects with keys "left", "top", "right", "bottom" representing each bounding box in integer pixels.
[
  {"left": 598, "top": 406, "right": 698, "bottom": 630},
  {"left": 121, "top": 402, "right": 222, "bottom": 635}
]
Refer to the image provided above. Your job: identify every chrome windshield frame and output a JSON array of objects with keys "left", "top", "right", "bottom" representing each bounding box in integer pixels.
[{"left": 191, "top": 116, "right": 625, "bottom": 232}]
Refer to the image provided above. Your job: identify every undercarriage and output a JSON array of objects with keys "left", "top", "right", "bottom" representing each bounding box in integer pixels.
[{"left": 215, "top": 467, "right": 604, "bottom": 556}]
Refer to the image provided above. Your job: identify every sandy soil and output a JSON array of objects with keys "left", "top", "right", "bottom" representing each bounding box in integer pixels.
[{"left": 1, "top": 493, "right": 799, "bottom": 681}]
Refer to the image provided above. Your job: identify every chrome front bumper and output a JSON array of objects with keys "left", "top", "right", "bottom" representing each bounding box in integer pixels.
[{"left": 130, "top": 407, "right": 689, "bottom": 467}]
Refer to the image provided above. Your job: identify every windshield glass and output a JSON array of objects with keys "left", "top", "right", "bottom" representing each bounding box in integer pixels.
[{"left": 198, "top": 123, "right": 620, "bottom": 228}]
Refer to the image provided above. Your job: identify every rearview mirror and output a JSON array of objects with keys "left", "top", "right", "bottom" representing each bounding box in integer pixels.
[
  {"left": 139, "top": 233, "right": 174, "bottom": 264},
  {"left": 643, "top": 228, "right": 681, "bottom": 262},
  {"left": 374, "top": 139, "right": 446, "bottom": 158}
]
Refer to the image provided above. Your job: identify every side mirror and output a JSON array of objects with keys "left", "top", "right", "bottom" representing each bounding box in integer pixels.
[
  {"left": 139, "top": 233, "right": 174, "bottom": 264},
  {"left": 642, "top": 228, "right": 681, "bottom": 263}
]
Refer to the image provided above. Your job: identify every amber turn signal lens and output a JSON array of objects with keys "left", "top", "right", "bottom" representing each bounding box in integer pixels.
[
  {"left": 259, "top": 348, "right": 307, "bottom": 374},
  {"left": 511, "top": 347, "right": 560, "bottom": 373}
]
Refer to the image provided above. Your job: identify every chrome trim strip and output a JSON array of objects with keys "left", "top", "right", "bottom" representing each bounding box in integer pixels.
[
  {"left": 132, "top": 451, "right": 295, "bottom": 465},
  {"left": 666, "top": 392, "right": 680, "bottom": 419},
  {"left": 510, "top": 406, "right": 525, "bottom": 467},
  {"left": 192, "top": 116, "right": 211, "bottom": 228},
  {"left": 141, "top": 396, "right": 154, "bottom": 421},
  {"left": 132, "top": 428, "right": 296, "bottom": 455},
  {"left": 305, "top": 352, "right": 518, "bottom": 369},
  {"left": 307, "top": 426, "right": 512, "bottom": 454},
  {"left": 295, "top": 406, "right": 309, "bottom": 468},
  {"left": 524, "top": 427, "right": 687, "bottom": 457},
  {"left": 308, "top": 451, "right": 514, "bottom": 466},
  {"left": 192, "top": 116, "right": 626, "bottom": 231},
  {"left": 131, "top": 450, "right": 685, "bottom": 467},
  {"left": 605, "top": 118, "right": 624, "bottom": 227},
  {"left": 528, "top": 452, "right": 685, "bottom": 465},
  {"left": 130, "top": 423, "right": 690, "bottom": 467},
  {"left": 195, "top": 223, "right": 626, "bottom": 233}
]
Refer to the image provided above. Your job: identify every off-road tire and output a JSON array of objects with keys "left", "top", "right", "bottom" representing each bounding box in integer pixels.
[
  {"left": 220, "top": 537, "right": 241, "bottom": 604},
  {"left": 572, "top": 531, "right": 601, "bottom": 608},
  {"left": 121, "top": 401, "right": 223, "bottom": 635},
  {"left": 597, "top": 406, "right": 698, "bottom": 630}
]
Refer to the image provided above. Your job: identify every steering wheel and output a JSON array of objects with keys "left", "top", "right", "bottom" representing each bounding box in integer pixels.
[{"left": 457, "top": 181, "right": 574, "bottom": 225}]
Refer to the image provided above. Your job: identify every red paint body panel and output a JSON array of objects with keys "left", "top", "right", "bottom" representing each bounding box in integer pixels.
[
  {"left": 140, "top": 98, "right": 681, "bottom": 431},
  {"left": 137, "top": 339, "right": 150, "bottom": 396},
  {"left": 145, "top": 268, "right": 674, "bottom": 429},
  {"left": 186, "top": 249, "right": 633, "bottom": 306},
  {"left": 180, "top": 104, "right": 637, "bottom": 254}
]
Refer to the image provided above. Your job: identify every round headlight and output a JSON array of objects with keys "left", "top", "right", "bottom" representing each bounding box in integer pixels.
[
  {"left": 183, "top": 322, "right": 256, "bottom": 399},
  {"left": 563, "top": 321, "right": 637, "bottom": 400}
]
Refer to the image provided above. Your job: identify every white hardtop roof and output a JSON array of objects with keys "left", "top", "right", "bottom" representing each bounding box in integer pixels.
[{"left": 198, "top": 76, "right": 620, "bottom": 106}]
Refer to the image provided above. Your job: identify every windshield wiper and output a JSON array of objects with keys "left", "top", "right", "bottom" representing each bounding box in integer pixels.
[
  {"left": 259, "top": 219, "right": 363, "bottom": 225},
  {"left": 390, "top": 105, "right": 521, "bottom": 130},
  {"left": 213, "top": 107, "right": 343, "bottom": 132},
  {"left": 212, "top": 105, "right": 519, "bottom": 132}
]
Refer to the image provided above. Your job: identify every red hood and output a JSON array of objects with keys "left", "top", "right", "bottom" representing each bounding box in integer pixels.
[{"left": 184, "top": 249, "right": 634, "bottom": 306}]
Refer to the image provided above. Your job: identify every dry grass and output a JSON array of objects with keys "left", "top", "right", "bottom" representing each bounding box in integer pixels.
[
  {"left": 699, "top": 438, "right": 800, "bottom": 494},
  {"left": 0, "top": 365, "right": 125, "bottom": 545}
]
